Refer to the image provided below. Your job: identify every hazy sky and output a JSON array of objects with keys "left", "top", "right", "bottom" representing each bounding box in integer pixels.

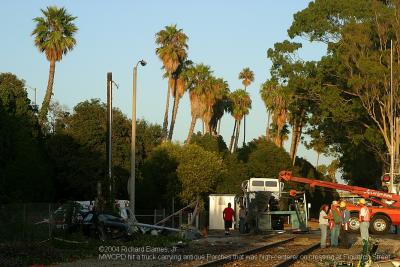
[{"left": 1, "top": 1, "right": 333, "bottom": 168}]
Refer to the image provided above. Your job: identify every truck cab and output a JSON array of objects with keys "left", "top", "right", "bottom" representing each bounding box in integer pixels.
[
  {"left": 241, "top": 177, "right": 284, "bottom": 199},
  {"left": 240, "top": 178, "right": 284, "bottom": 213}
]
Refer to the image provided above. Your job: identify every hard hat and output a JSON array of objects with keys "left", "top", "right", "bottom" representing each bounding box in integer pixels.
[
  {"left": 339, "top": 201, "right": 346, "bottom": 208},
  {"left": 358, "top": 198, "right": 366, "bottom": 205},
  {"left": 332, "top": 200, "right": 338, "bottom": 205}
]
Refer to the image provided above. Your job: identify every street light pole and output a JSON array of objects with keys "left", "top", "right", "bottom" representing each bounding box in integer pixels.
[{"left": 130, "top": 60, "right": 146, "bottom": 222}]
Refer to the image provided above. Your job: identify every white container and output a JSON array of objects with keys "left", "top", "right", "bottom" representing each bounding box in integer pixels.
[{"left": 209, "top": 194, "right": 236, "bottom": 230}]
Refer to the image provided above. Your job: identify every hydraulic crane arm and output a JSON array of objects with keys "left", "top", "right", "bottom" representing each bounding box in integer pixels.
[{"left": 279, "top": 171, "right": 400, "bottom": 208}]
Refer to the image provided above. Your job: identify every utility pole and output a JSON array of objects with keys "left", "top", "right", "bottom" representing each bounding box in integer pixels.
[
  {"left": 106, "top": 72, "right": 113, "bottom": 205},
  {"left": 130, "top": 60, "right": 146, "bottom": 223},
  {"left": 390, "top": 40, "right": 395, "bottom": 193}
]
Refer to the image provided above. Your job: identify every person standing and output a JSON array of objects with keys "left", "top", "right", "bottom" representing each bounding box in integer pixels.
[
  {"left": 319, "top": 204, "right": 329, "bottom": 248},
  {"left": 223, "top": 203, "right": 235, "bottom": 235},
  {"left": 339, "top": 201, "right": 350, "bottom": 248},
  {"left": 239, "top": 205, "right": 247, "bottom": 234},
  {"left": 358, "top": 198, "right": 370, "bottom": 242},
  {"left": 329, "top": 200, "right": 342, "bottom": 247}
]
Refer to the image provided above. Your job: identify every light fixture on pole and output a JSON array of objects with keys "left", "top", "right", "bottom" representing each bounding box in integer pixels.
[{"left": 130, "top": 59, "right": 146, "bottom": 222}]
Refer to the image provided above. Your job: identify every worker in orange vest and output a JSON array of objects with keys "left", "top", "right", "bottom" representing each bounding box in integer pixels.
[
  {"left": 358, "top": 198, "right": 370, "bottom": 242},
  {"left": 329, "top": 200, "right": 342, "bottom": 247}
]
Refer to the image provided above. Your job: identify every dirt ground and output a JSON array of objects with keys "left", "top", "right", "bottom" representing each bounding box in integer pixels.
[{"left": 56, "top": 230, "right": 400, "bottom": 267}]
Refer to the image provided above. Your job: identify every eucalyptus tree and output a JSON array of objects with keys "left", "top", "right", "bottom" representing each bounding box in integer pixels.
[
  {"left": 288, "top": 0, "right": 400, "bottom": 185},
  {"left": 327, "top": 159, "right": 339, "bottom": 183},
  {"left": 238, "top": 68, "right": 254, "bottom": 145},
  {"left": 266, "top": 40, "right": 314, "bottom": 163},
  {"left": 32, "top": 6, "right": 78, "bottom": 126},
  {"left": 228, "top": 89, "right": 252, "bottom": 152},
  {"left": 305, "top": 130, "right": 328, "bottom": 168},
  {"left": 155, "top": 25, "right": 188, "bottom": 140}
]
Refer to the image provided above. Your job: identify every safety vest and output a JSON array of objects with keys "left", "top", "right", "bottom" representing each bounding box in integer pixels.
[{"left": 359, "top": 206, "right": 370, "bottom": 222}]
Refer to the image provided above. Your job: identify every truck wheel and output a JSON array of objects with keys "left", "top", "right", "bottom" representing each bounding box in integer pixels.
[
  {"left": 370, "top": 215, "right": 391, "bottom": 235},
  {"left": 348, "top": 213, "right": 360, "bottom": 233}
]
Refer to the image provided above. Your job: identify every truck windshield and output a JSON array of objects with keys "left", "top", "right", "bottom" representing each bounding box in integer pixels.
[
  {"left": 265, "top": 181, "right": 277, "bottom": 187},
  {"left": 251, "top": 181, "right": 264, "bottom": 187}
]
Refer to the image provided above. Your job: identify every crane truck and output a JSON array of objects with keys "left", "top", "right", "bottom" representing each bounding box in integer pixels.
[{"left": 279, "top": 170, "right": 400, "bottom": 234}]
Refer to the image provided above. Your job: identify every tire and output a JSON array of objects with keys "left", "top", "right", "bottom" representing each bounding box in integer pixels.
[
  {"left": 348, "top": 213, "right": 360, "bottom": 233},
  {"left": 370, "top": 215, "right": 391, "bottom": 235}
]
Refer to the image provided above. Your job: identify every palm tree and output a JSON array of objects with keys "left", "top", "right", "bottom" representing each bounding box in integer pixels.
[
  {"left": 238, "top": 68, "right": 254, "bottom": 145},
  {"left": 32, "top": 6, "right": 78, "bottom": 126},
  {"left": 269, "top": 123, "right": 289, "bottom": 148},
  {"left": 210, "top": 80, "right": 230, "bottom": 135},
  {"left": 201, "top": 77, "right": 227, "bottom": 134},
  {"left": 228, "top": 89, "right": 252, "bottom": 152},
  {"left": 155, "top": 25, "right": 188, "bottom": 140},
  {"left": 185, "top": 64, "right": 212, "bottom": 143},
  {"left": 168, "top": 59, "right": 192, "bottom": 140},
  {"left": 260, "top": 80, "right": 287, "bottom": 147},
  {"left": 260, "top": 80, "right": 276, "bottom": 142}
]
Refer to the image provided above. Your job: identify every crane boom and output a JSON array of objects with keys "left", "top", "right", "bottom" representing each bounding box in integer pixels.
[{"left": 279, "top": 171, "right": 400, "bottom": 208}]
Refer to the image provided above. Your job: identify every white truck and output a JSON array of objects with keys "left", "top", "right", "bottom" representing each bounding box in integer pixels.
[{"left": 241, "top": 177, "right": 284, "bottom": 200}]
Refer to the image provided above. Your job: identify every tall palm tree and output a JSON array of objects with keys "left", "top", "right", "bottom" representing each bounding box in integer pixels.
[
  {"left": 269, "top": 123, "right": 289, "bottom": 148},
  {"left": 260, "top": 80, "right": 287, "bottom": 147},
  {"left": 238, "top": 68, "right": 254, "bottom": 145},
  {"left": 201, "top": 77, "right": 227, "bottom": 134},
  {"left": 228, "top": 89, "right": 252, "bottom": 152},
  {"left": 32, "top": 6, "right": 78, "bottom": 126},
  {"left": 260, "top": 80, "right": 276, "bottom": 141},
  {"left": 168, "top": 59, "right": 192, "bottom": 140},
  {"left": 210, "top": 80, "right": 230, "bottom": 135},
  {"left": 185, "top": 64, "right": 212, "bottom": 143},
  {"left": 155, "top": 25, "right": 188, "bottom": 140}
]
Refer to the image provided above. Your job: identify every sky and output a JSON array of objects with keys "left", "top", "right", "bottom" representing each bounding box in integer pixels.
[{"left": 0, "top": 1, "right": 334, "bottom": 170}]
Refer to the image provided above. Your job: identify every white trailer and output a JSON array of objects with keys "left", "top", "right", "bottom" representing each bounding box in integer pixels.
[{"left": 208, "top": 194, "right": 236, "bottom": 230}]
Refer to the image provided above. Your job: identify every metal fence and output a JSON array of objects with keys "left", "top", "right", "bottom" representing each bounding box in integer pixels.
[
  {"left": 135, "top": 209, "right": 192, "bottom": 228},
  {"left": 0, "top": 203, "right": 195, "bottom": 243},
  {"left": 0, "top": 203, "right": 59, "bottom": 242}
]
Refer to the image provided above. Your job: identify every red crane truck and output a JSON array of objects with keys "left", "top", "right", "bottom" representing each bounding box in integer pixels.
[{"left": 279, "top": 171, "right": 400, "bottom": 234}]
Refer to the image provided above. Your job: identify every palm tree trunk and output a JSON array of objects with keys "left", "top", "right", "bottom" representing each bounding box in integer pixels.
[
  {"left": 266, "top": 112, "right": 271, "bottom": 141},
  {"left": 229, "top": 120, "right": 237, "bottom": 152},
  {"left": 234, "top": 119, "right": 241, "bottom": 152},
  {"left": 204, "top": 110, "right": 212, "bottom": 134},
  {"left": 39, "top": 59, "right": 56, "bottom": 126},
  {"left": 162, "top": 77, "right": 171, "bottom": 140},
  {"left": 243, "top": 85, "right": 247, "bottom": 146},
  {"left": 217, "top": 119, "right": 221, "bottom": 135},
  {"left": 168, "top": 79, "right": 180, "bottom": 140},
  {"left": 243, "top": 116, "right": 246, "bottom": 146},
  {"left": 316, "top": 152, "right": 320, "bottom": 168},
  {"left": 186, "top": 115, "right": 197, "bottom": 144}
]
